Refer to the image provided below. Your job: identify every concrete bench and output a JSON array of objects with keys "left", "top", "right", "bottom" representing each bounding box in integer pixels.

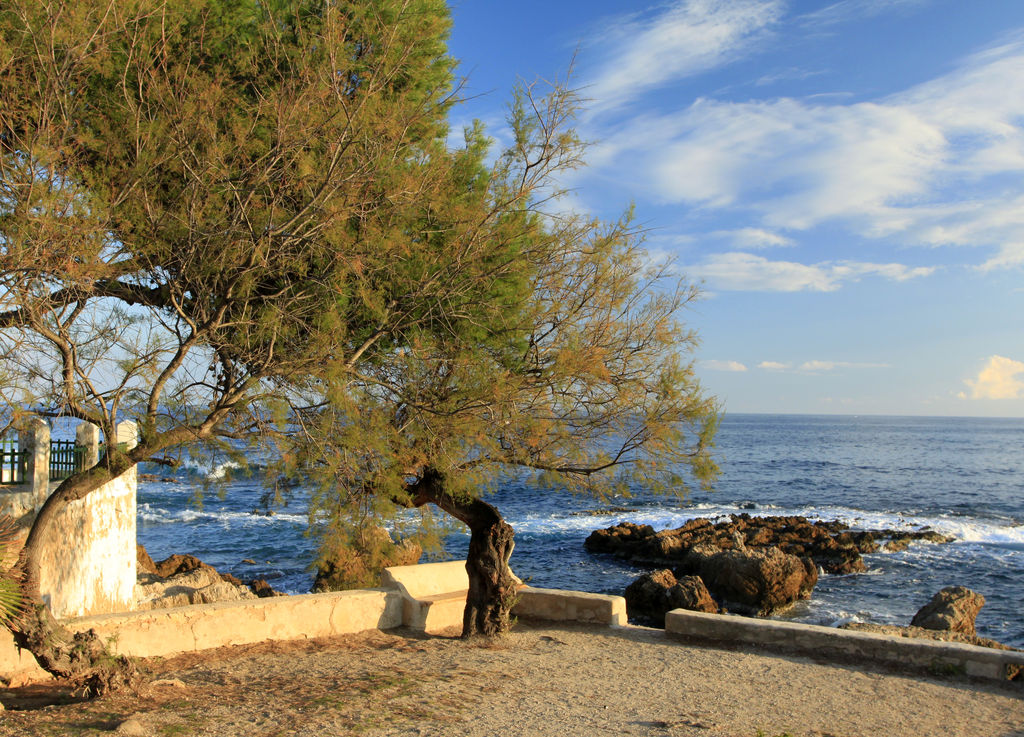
[
  {"left": 382, "top": 560, "right": 627, "bottom": 633},
  {"left": 381, "top": 560, "right": 470, "bottom": 633}
]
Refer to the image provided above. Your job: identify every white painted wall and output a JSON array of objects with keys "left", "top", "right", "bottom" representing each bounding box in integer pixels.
[{"left": 38, "top": 467, "right": 137, "bottom": 619}]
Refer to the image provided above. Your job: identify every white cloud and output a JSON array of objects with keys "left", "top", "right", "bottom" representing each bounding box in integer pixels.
[
  {"left": 798, "top": 0, "right": 928, "bottom": 28},
  {"left": 712, "top": 227, "right": 794, "bottom": 248},
  {"left": 758, "top": 361, "right": 790, "bottom": 370},
  {"left": 588, "top": 32, "right": 1024, "bottom": 267},
  {"left": 964, "top": 355, "right": 1024, "bottom": 399},
  {"left": 692, "top": 252, "right": 934, "bottom": 292},
  {"left": 702, "top": 359, "right": 748, "bottom": 372},
  {"left": 585, "top": 0, "right": 784, "bottom": 112},
  {"left": 799, "top": 360, "right": 889, "bottom": 371}
]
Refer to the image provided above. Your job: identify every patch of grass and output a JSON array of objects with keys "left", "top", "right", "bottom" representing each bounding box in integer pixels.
[
  {"left": 158, "top": 725, "right": 192, "bottom": 737},
  {"left": 929, "top": 659, "right": 967, "bottom": 677}
]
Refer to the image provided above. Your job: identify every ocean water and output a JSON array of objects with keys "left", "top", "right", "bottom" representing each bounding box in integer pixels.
[{"left": 136, "top": 414, "right": 1024, "bottom": 647}]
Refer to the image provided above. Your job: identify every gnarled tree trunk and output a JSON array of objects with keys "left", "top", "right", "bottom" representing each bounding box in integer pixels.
[
  {"left": 413, "top": 468, "right": 516, "bottom": 637},
  {"left": 9, "top": 461, "right": 142, "bottom": 696}
]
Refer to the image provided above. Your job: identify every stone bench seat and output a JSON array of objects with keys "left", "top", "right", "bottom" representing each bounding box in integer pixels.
[
  {"left": 381, "top": 561, "right": 472, "bottom": 633},
  {"left": 381, "top": 560, "right": 626, "bottom": 633}
]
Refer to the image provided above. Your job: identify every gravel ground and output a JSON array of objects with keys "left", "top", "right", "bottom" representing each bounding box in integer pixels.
[{"left": 1, "top": 621, "right": 1021, "bottom": 737}]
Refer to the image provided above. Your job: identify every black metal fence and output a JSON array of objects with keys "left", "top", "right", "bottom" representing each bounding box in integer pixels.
[
  {"left": 48, "top": 439, "right": 87, "bottom": 481},
  {"left": 0, "top": 438, "right": 99, "bottom": 485},
  {"left": 0, "top": 438, "right": 24, "bottom": 485}
]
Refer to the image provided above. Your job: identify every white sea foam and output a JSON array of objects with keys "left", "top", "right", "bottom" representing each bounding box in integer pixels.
[
  {"left": 508, "top": 500, "right": 1024, "bottom": 546},
  {"left": 137, "top": 503, "right": 306, "bottom": 526}
]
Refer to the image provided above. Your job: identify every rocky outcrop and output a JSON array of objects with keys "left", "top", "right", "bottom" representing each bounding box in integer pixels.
[
  {"left": 680, "top": 544, "right": 817, "bottom": 615},
  {"left": 136, "top": 544, "right": 158, "bottom": 575},
  {"left": 249, "top": 578, "right": 284, "bottom": 598},
  {"left": 910, "top": 586, "right": 986, "bottom": 636},
  {"left": 840, "top": 586, "right": 1013, "bottom": 651},
  {"left": 153, "top": 553, "right": 221, "bottom": 580},
  {"left": 135, "top": 567, "right": 257, "bottom": 610},
  {"left": 585, "top": 514, "right": 953, "bottom": 576},
  {"left": 625, "top": 569, "right": 718, "bottom": 624},
  {"left": 134, "top": 547, "right": 281, "bottom": 610}
]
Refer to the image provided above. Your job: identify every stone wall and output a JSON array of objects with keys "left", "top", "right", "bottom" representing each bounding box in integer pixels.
[
  {"left": 1, "top": 419, "right": 138, "bottom": 619},
  {"left": 37, "top": 466, "right": 137, "bottom": 618}
]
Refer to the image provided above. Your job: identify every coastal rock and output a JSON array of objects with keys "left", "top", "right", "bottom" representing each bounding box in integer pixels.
[
  {"left": 585, "top": 514, "right": 952, "bottom": 578},
  {"left": 154, "top": 553, "right": 219, "bottom": 579},
  {"left": 624, "top": 569, "right": 717, "bottom": 624},
  {"left": 249, "top": 578, "right": 282, "bottom": 598},
  {"left": 135, "top": 556, "right": 259, "bottom": 610},
  {"left": 910, "top": 586, "right": 985, "bottom": 635},
  {"left": 136, "top": 544, "right": 158, "bottom": 576},
  {"left": 681, "top": 544, "right": 817, "bottom": 615},
  {"left": 839, "top": 622, "right": 1015, "bottom": 651}
]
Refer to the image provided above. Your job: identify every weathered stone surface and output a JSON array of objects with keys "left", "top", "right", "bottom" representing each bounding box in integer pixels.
[
  {"left": 585, "top": 514, "right": 952, "bottom": 577},
  {"left": 681, "top": 545, "right": 817, "bottom": 615},
  {"left": 249, "top": 578, "right": 283, "bottom": 598},
  {"left": 839, "top": 622, "right": 1015, "bottom": 651},
  {"left": 135, "top": 562, "right": 257, "bottom": 611},
  {"left": 114, "top": 718, "right": 148, "bottom": 736},
  {"left": 910, "top": 586, "right": 986, "bottom": 636},
  {"left": 136, "top": 544, "right": 158, "bottom": 576},
  {"left": 625, "top": 569, "right": 717, "bottom": 624},
  {"left": 154, "top": 553, "right": 218, "bottom": 579}
]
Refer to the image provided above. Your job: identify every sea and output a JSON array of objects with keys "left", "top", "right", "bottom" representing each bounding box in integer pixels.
[{"left": 135, "top": 414, "right": 1024, "bottom": 647}]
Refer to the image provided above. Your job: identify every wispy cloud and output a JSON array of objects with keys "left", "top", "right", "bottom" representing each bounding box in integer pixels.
[
  {"left": 756, "top": 359, "right": 888, "bottom": 372},
  {"left": 798, "top": 0, "right": 929, "bottom": 28},
  {"left": 702, "top": 359, "right": 749, "bottom": 372},
  {"left": 962, "top": 355, "right": 1024, "bottom": 399},
  {"left": 584, "top": 0, "right": 784, "bottom": 112},
  {"left": 712, "top": 227, "right": 794, "bottom": 248},
  {"left": 798, "top": 360, "right": 889, "bottom": 372},
  {"left": 691, "top": 252, "right": 935, "bottom": 292},
  {"left": 589, "top": 31, "right": 1024, "bottom": 268}
]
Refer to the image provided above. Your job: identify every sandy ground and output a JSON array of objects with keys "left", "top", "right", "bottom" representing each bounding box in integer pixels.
[{"left": 0, "top": 621, "right": 1021, "bottom": 737}]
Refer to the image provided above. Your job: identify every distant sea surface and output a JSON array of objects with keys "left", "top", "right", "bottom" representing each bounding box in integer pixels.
[{"left": 137, "top": 414, "right": 1024, "bottom": 647}]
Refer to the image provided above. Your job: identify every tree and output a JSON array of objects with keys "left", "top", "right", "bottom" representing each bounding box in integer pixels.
[
  {"left": 0, "top": 0, "right": 718, "bottom": 693},
  {"left": 292, "top": 81, "right": 720, "bottom": 637},
  {"left": 0, "top": 0, "right": 522, "bottom": 692}
]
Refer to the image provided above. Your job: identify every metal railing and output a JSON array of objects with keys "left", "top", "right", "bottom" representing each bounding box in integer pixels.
[
  {"left": 0, "top": 438, "right": 114, "bottom": 485},
  {"left": 49, "top": 439, "right": 86, "bottom": 481},
  {"left": 0, "top": 438, "right": 25, "bottom": 485}
]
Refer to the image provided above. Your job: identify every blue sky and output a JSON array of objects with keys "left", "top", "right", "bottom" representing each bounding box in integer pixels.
[{"left": 446, "top": 0, "right": 1024, "bottom": 417}]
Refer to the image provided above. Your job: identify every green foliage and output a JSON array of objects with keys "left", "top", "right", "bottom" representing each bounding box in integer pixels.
[
  {"left": 294, "top": 78, "right": 720, "bottom": 566},
  {"left": 0, "top": 516, "right": 24, "bottom": 627},
  {"left": 312, "top": 523, "right": 426, "bottom": 592}
]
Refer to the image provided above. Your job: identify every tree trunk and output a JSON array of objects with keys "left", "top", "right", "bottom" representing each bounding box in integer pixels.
[
  {"left": 413, "top": 469, "right": 517, "bottom": 638},
  {"left": 9, "top": 461, "right": 142, "bottom": 696}
]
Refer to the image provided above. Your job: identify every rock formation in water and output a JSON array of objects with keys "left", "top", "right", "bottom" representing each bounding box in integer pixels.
[
  {"left": 586, "top": 514, "right": 954, "bottom": 619},
  {"left": 585, "top": 514, "right": 952, "bottom": 575},
  {"left": 910, "top": 585, "right": 986, "bottom": 635},
  {"left": 624, "top": 569, "right": 718, "bottom": 624},
  {"left": 841, "top": 586, "right": 1017, "bottom": 655},
  {"left": 134, "top": 545, "right": 281, "bottom": 610}
]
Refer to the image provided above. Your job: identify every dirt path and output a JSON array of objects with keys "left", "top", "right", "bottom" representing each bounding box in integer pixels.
[{"left": 1, "top": 622, "right": 1021, "bottom": 737}]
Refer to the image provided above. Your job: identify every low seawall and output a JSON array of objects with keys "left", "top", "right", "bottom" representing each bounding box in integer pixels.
[
  {"left": 666, "top": 609, "right": 1024, "bottom": 682},
  {"left": 3, "top": 587, "right": 1020, "bottom": 686},
  {"left": 0, "top": 588, "right": 404, "bottom": 682}
]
